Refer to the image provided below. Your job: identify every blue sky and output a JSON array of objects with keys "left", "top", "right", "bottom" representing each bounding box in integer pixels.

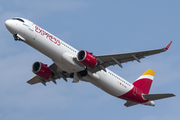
[{"left": 0, "top": 0, "right": 179, "bottom": 120}]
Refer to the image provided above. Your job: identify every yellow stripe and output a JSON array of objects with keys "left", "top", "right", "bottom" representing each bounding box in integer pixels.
[{"left": 141, "top": 69, "right": 155, "bottom": 76}]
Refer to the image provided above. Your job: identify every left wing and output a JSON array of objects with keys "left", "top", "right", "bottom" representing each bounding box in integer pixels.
[
  {"left": 27, "top": 63, "right": 69, "bottom": 86},
  {"left": 88, "top": 41, "right": 172, "bottom": 73}
]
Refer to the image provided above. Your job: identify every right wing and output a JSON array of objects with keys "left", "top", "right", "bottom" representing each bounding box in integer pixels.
[
  {"left": 88, "top": 41, "right": 172, "bottom": 73},
  {"left": 27, "top": 63, "right": 70, "bottom": 86}
]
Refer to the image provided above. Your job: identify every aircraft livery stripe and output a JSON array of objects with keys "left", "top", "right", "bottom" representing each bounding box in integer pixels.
[{"left": 141, "top": 69, "right": 155, "bottom": 77}]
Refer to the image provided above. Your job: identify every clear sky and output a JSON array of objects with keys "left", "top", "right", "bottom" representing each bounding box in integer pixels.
[{"left": 0, "top": 0, "right": 179, "bottom": 120}]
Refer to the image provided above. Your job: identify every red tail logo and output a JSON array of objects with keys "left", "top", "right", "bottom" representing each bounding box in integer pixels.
[{"left": 133, "top": 69, "right": 155, "bottom": 94}]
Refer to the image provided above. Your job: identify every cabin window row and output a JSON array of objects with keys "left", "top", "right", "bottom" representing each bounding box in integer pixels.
[
  {"left": 108, "top": 71, "right": 130, "bottom": 86},
  {"left": 61, "top": 42, "right": 77, "bottom": 53}
]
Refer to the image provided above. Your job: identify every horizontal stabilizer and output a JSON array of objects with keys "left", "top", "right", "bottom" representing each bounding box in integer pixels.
[
  {"left": 143, "top": 93, "right": 175, "bottom": 101},
  {"left": 124, "top": 101, "right": 139, "bottom": 107}
]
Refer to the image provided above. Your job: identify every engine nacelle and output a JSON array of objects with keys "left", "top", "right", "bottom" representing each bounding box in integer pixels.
[
  {"left": 77, "top": 50, "right": 97, "bottom": 68},
  {"left": 32, "top": 62, "right": 52, "bottom": 80}
]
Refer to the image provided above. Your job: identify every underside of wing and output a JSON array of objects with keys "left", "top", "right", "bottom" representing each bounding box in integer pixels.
[
  {"left": 27, "top": 76, "right": 40, "bottom": 85},
  {"left": 27, "top": 63, "right": 69, "bottom": 86},
  {"left": 88, "top": 41, "right": 172, "bottom": 73}
]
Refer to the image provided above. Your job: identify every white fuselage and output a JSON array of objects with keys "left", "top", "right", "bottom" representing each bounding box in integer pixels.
[{"left": 5, "top": 18, "right": 133, "bottom": 98}]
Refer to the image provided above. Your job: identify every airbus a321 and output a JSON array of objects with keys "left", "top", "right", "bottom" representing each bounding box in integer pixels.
[{"left": 5, "top": 17, "right": 175, "bottom": 107}]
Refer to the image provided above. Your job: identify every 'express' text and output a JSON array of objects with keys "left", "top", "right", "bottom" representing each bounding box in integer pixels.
[{"left": 35, "top": 25, "right": 60, "bottom": 46}]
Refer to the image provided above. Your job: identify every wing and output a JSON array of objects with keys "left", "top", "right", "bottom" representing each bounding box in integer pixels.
[
  {"left": 27, "top": 63, "right": 70, "bottom": 86},
  {"left": 88, "top": 41, "right": 172, "bottom": 73}
]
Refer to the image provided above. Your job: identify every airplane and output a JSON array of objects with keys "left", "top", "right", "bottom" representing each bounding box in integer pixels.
[{"left": 5, "top": 17, "right": 175, "bottom": 107}]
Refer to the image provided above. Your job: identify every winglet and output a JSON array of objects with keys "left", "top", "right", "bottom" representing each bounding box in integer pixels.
[{"left": 165, "top": 41, "right": 172, "bottom": 50}]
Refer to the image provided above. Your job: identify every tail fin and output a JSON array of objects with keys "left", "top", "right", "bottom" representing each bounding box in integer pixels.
[{"left": 133, "top": 69, "right": 155, "bottom": 94}]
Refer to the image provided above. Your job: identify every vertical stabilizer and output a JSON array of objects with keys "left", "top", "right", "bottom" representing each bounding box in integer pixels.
[{"left": 133, "top": 69, "right": 155, "bottom": 94}]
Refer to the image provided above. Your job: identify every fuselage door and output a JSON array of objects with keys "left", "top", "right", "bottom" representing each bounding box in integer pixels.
[
  {"left": 23, "top": 20, "right": 34, "bottom": 31},
  {"left": 28, "top": 21, "right": 34, "bottom": 31}
]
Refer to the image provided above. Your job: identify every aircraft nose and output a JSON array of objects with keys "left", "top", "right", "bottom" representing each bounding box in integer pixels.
[
  {"left": 5, "top": 20, "right": 12, "bottom": 29},
  {"left": 5, "top": 19, "right": 17, "bottom": 34}
]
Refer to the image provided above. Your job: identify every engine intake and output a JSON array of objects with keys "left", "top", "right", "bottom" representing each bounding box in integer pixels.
[
  {"left": 32, "top": 62, "right": 52, "bottom": 80},
  {"left": 77, "top": 50, "right": 97, "bottom": 68}
]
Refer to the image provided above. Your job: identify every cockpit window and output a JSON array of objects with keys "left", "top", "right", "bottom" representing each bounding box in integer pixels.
[{"left": 12, "top": 18, "right": 24, "bottom": 22}]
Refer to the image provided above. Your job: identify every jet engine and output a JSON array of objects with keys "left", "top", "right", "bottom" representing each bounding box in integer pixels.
[
  {"left": 77, "top": 50, "right": 97, "bottom": 68},
  {"left": 32, "top": 62, "right": 52, "bottom": 80}
]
